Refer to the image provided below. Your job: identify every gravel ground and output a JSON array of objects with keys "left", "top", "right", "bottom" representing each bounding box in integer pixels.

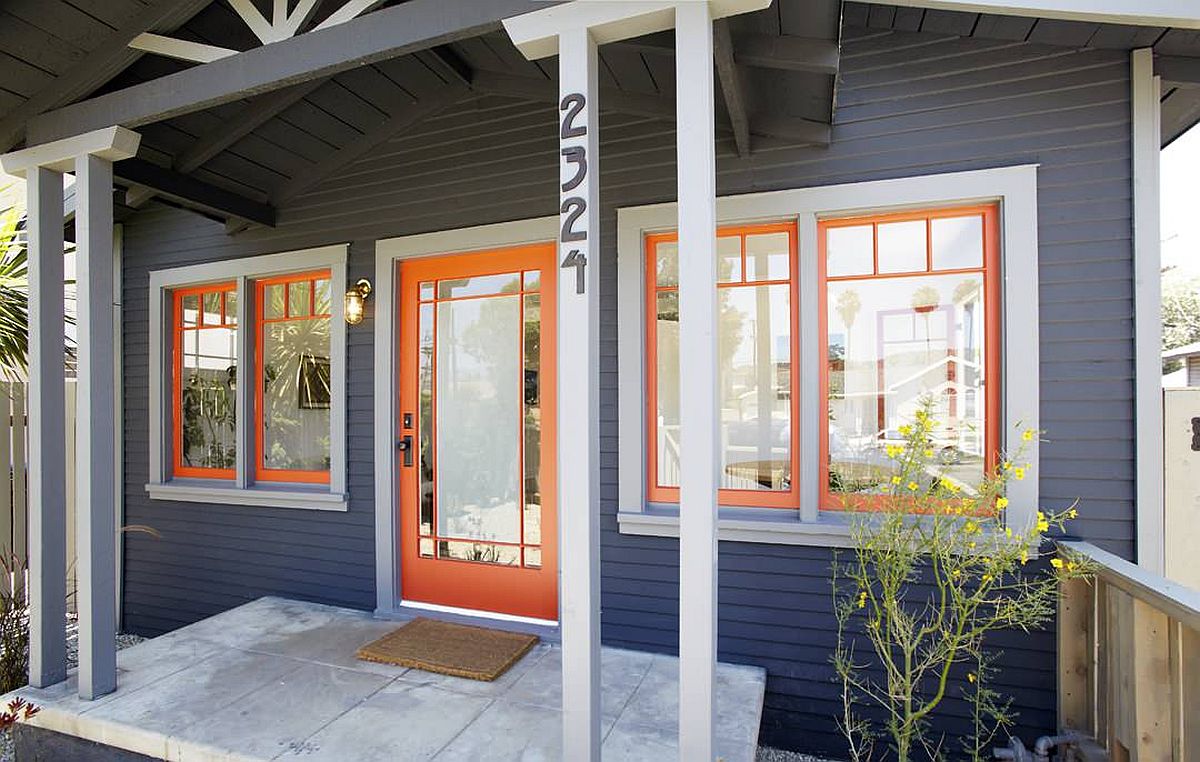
[
  {"left": 0, "top": 617, "right": 145, "bottom": 762},
  {"left": 756, "top": 748, "right": 843, "bottom": 762}
]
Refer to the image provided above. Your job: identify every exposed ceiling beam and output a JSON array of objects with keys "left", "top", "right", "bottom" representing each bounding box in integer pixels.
[
  {"left": 472, "top": 70, "right": 831, "bottom": 148},
  {"left": 0, "top": 0, "right": 212, "bottom": 152},
  {"left": 713, "top": 19, "right": 750, "bottom": 158},
  {"left": 176, "top": 81, "right": 327, "bottom": 175},
  {"left": 732, "top": 34, "right": 840, "bottom": 75},
  {"left": 27, "top": 0, "right": 567, "bottom": 146},
  {"left": 424, "top": 46, "right": 474, "bottom": 87},
  {"left": 128, "top": 33, "right": 238, "bottom": 64},
  {"left": 1157, "top": 55, "right": 1200, "bottom": 89},
  {"left": 313, "top": 0, "right": 390, "bottom": 32},
  {"left": 115, "top": 158, "right": 276, "bottom": 227},
  {"left": 272, "top": 84, "right": 469, "bottom": 206}
]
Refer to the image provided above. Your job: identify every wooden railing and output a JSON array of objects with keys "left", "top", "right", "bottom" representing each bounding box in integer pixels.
[{"left": 1057, "top": 540, "right": 1200, "bottom": 761}]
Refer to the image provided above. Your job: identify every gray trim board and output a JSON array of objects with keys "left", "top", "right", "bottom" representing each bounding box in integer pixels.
[{"left": 115, "top": 159, "right": 277, "bottom": 227}]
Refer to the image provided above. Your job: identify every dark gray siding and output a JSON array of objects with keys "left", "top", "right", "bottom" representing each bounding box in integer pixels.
[{"left": 120, "top": 27, "right": 1133, "bottom": 756}]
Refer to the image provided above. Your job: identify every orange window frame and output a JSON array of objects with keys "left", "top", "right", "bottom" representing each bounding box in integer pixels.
[
  {"left": 254, "top": 269, "right": 333, "bottom": 485},
  {"left": 644, "top": 221, "right": 801, "bottom": 509},
  {"left": 817, "top": 204, "right": 1002, "bottom": 512},
  {"left": 172, "top": 282, "right": 237, "bottom": 480}
]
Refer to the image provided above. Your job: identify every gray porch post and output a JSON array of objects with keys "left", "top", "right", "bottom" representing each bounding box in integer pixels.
[
  {"left": 26, "top": 165, "right": 68, "bottom": 689},
  {"left": 0, "top": 127, "right": 140, "bottom": 695},
  {"left": 75, "top": 153, "right": 118, "bottom": 699}
]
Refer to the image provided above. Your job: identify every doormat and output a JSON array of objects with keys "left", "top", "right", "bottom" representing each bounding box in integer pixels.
[{"left": 356, "top": 617, "right": 539, "bottom": 681}]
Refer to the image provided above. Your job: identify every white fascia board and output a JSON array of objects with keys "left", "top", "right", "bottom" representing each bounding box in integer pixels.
[
  {"left": 870, "top": 0, "right": 1200, "bottom": 30},
  {"left": 504, "top": 0, "right": 771, "bottom": 60},
  {"left": 0, "top": 126, "right": 140, "bottom": 178}
]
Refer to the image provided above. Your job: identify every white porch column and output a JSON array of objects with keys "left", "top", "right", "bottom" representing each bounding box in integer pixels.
[
  {"left": 1, "top": 127, "right": 140, "bottom": 695},
  {"left": 74, "top": 153, "right": 118, "bottom": 699},
  {"left": 674, "top": 3, "right": 719, "bottom": 759},
  {"left": 557, "top": 24, "right": 603, "bottom": 762},
  {"left": 26, "top": 165, "right": 68, "bottom": 689}
]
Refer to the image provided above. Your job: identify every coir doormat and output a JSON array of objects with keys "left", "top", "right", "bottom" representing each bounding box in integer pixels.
[{"left": 356, "top": 617, "right": 539, "bottom": 681}]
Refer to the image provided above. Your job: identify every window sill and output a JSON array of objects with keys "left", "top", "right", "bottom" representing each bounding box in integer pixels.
[
  {"left": 145, "top": 481, "right": 348, "bottom": 512},
  {"left": 617, "top": 507, "right": 856, "bottom": 547}
]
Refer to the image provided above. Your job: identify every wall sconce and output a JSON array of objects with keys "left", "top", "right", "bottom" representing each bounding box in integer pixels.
[{"left": 344, "top": 278, "right": 372, "bottom": 325}]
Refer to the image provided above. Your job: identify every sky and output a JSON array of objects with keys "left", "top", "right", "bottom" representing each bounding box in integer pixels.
[{"left": 1162, "top": 125, "right": 1200, "bottom": 282}]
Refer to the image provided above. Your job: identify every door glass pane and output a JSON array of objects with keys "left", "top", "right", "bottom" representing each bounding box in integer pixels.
[
  {"left": 826, "top": 225, "right": 874, "bottom": 277},
  {"left": 745, "top": 232, "right": 790, "bottom": 281},
  {"left": 435, "top": 294, "right": 522, "bottom": 549},
  {"left": 655, "top": 291, "right": 680, "bottom": 488},
  {"left": 437, "top": 272, "right": 522, "bottom": 300},
  {"left": 718, "top": 285, "right": 792, "bottom": 491},
  {"left": 655, "top": 241, "right": 678, "bottom": 287},
  {"left": 225, "top": 289, "right": 238, "bottom": 325},
  {"left": 877, "top": 220, "right": 927, "bottom": 273},
  {"left": 179, "top": 326, "right": 237, "bottom": 471},
  {"left": 523, "top": 294, "right": 542, "bottom": 549},
  {"left": 437, "top": 540, "right": 520, "bottom": 566},
  {"left": 261, "top": 314, "right": 331, "bottom": 473},
  {"left": 314, "top": 278, "right": 332, "bottom": 315},
  {"left": 523, "top": 270, "right": 541, "bottom": 292},
  {"left": 418, "top": 303, "right": 434, "bottom": 536},
  {"left": 931, "top": 215, "right": 984, "bottom": 270}
]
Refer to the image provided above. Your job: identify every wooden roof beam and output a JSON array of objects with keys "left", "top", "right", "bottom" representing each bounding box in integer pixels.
[
  {"left": 713, "top": 19, "right": 751, "bottom": 157},
  {"left": 114, "top": 158, "right": 276, "bottom": 227},
  {"left": 0, "top": 0, "right": 212, "bottom": 152},
  {"left": 733, "top": 34, "right": 840, "bottom": 75},
  {"left": 26, "top": 0, "right": 565, "bottom": 146},
  {"left": 1158, "top": 55, "right": 1200, "bottom": 89}
]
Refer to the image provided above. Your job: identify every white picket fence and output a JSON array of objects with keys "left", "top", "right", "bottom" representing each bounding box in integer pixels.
[{"left": 0, "top": 380, "right": 78, "bottom": 610}]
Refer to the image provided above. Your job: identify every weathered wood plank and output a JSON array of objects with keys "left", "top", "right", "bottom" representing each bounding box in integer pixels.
[
  {"left": 1058, "top": 576, "right": 1093, "bottom": 732},
  {"left": 1131, "top": 597, "right": 1172, "bottom": 761}
]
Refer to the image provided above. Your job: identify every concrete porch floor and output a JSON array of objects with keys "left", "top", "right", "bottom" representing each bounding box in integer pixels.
[{"left": 11, "top": 597, "right": 766, "bottom": 761}]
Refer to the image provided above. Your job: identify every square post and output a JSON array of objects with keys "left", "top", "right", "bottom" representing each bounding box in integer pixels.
[
  {"left": 557, "top": 23, "right": 602, "bottom": 762},
  {"left": 26, "top": 165, "right": 68, "bottom": 689},
  {"left": 74, "top": 153, "right": 118, "bottom": 699},
  {"left": 675, "top": 2, "right": 719, "bottom": 760}
]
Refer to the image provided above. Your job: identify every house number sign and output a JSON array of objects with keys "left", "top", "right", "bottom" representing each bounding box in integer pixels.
[{"left": 560, "top": 92, "right": 588, "bottom": 295}]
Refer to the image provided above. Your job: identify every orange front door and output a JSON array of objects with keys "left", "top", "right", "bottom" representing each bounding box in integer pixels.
[{"left": 397, "top": 244, "right": 558, "bottom": 621}]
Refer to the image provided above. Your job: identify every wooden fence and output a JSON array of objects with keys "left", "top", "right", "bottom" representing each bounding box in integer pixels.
[
  {"left": 1058, "top": 540, "right": 1200, "bottom": 761},
  {"left": 0, "top": 381, "right": 78, "bottom": 609}
]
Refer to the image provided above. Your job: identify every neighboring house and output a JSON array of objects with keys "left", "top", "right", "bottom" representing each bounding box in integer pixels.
[
  {"left": 0, "top": 0, "right": 1195, "bottom": 758},
  {"left": 1164, "top": 341, "right": 1200, "bottom": 386}
]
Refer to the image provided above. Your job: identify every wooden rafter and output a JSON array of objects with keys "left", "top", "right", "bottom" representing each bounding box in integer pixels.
[
  {"left": 712, "top": 19, "right": 750, "bottom": 157},
  {"left": 0, "top": 0, "right": 212, "bottom": 152},
  {"left": 115, "top": 158, "right": 276, "bottom": 227},
  {"left": 135, "top": 0, "right": 390, "bottom": 65}
]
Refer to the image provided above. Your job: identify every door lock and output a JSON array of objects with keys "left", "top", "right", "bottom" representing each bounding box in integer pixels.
[{"left": 398, "top": 435, "right": 413, "bottom": 467}]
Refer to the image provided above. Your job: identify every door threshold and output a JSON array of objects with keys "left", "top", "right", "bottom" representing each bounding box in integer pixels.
[{"left": 379, "top": 600, "right": 561, "bottom": 641}]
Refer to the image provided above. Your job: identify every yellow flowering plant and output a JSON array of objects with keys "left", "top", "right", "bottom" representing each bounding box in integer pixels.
[{"left": 831, "top": 399, "right": 1091, "bottom": 762}]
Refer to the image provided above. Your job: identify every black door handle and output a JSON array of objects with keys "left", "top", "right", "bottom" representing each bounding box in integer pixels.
[{"left": 398, "top": 435, "right": 413, "bottom": 467}]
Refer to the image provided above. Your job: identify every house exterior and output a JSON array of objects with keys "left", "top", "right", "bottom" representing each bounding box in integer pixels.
[
  {"left": 0, "top": 0, "right": 1197, "bottom": 758},
  {"left": 1164, "top": 341, "right": 1200, "bottom": 387}
]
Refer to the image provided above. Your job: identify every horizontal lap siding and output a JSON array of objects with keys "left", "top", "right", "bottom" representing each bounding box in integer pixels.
[{"left": 120, "top": 27, "right": 1133, "bottom": 757}]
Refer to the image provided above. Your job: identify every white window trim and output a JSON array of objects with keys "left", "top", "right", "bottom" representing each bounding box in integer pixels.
[
  {"left": 145, "top": 245, "right": 349, "bottom": 511},
  {"left": 617, "top": 165, "right": 1040, "bottom": 546},
  {"left": 372, "top": 216, "right": 559, "bottom": 616}
]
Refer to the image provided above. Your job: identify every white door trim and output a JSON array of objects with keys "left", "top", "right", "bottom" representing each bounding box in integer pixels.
[{"left": 372, "top": 216, "right": 559, "bottom": 616}]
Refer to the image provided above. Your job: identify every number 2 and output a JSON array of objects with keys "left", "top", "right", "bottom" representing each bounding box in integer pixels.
[{"left": 560, "top": 93, "right": 586, "bottom": 139}]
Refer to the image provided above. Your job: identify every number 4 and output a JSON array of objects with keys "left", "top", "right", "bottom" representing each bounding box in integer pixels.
[{"left": 562, "top": 249, "right": 587, "bottom": 295}]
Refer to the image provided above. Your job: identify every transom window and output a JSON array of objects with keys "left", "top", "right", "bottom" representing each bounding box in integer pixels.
[
  {"left": 645, "top": 222, "right": 800, "bottom": 509},
  {"left": 820, "top": 205, "right": 1001, "bottom": 510}
]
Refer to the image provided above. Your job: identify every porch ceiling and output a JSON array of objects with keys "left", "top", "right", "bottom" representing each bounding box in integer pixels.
[{"left": 844, "top": 1, "right": 1200, "bottom": 147}]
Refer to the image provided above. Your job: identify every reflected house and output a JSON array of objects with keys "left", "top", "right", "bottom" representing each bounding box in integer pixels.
[{"left": 0, "top": 0, "right": 1193, "bottom": 759}]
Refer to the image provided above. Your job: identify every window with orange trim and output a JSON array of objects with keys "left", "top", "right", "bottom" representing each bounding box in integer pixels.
[
  {"left": 819, "top": 205, "right": 1001, "bottom": 510},
  {"left": 255, "top": 271, "right": 333, "bottom": 484},
  {"left": 645, "top": 222, "right": 800, "bottom": 508},
  {"left": 173, "top": 283, "right": 238, "bottom": 479}
]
